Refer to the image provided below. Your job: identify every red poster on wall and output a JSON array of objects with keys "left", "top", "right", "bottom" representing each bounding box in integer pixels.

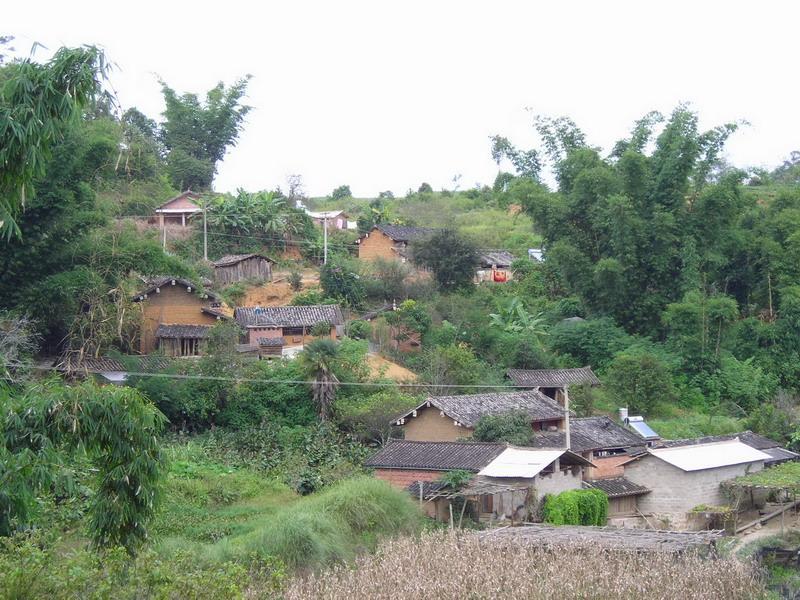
[{"left": 493, "top": 270, "right": 507, "bottom": 282}]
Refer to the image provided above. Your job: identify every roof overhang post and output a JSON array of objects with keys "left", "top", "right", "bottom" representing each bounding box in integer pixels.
[{"left": 564, "top": 385, "right": 571, "bottom": 450}]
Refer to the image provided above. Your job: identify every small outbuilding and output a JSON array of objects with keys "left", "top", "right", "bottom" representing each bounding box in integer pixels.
[
  {"left": 475, "top": 250, "right": 516, "bottom": 283},
  {"left": 212, "top": 253, "right": 274, "bottom": 285},
  {"left": 153, "top": 191, "right": 202, "bottom": 227},
  {"left": 621, "top": 438, "right": 771, "bottom": 529}
]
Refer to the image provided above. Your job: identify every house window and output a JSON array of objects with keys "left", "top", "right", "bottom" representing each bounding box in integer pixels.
[
  {"left": 480, "top": 494, "right": 493, "bottom": 514},
  {"left": 180, "top": 338, "right": 200, "bottom": 356}
]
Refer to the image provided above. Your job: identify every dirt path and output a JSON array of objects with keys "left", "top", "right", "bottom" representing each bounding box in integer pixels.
[
  {"left": 367, "top": 353, "right": 417, "bottom": 382},
  {"left": 241, "top": 268, "right": 319, "bottom": 307}
]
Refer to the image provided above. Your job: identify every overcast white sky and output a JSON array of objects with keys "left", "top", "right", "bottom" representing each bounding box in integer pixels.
[{"left": 6, "top": 1, "right": 800, "bottom": 197}]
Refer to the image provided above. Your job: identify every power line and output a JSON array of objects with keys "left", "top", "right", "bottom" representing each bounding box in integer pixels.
[{"left": 7, "top": 362, "right": 523, "bottom": 390}]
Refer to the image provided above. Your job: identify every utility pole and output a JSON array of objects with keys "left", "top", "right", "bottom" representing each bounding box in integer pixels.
[
  {"left": 323, "top": 215, "right": 328, "bottom": 264},
  {"left": 162, "top": 223, "right": 166, "bottom": 250},
  {"left": 203, "top": 199, "right": 208, "bottom": 262}
]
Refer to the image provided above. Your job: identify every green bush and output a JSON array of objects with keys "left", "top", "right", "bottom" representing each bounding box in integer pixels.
[
  {"left": 241, "top": 477, "right": 422, "bottom": 568},
  {"left": 473, "top": 411, "right": 535, "bottom": 445},
  {"left": 543, "top": 489, "right": 608, "bottom": 526},
  {"left": 346, "top": 319, "right": 371, "bottom": 340}
]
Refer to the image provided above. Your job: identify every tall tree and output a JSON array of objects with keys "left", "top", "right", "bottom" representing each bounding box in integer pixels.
[
  {"left": 412, "top": 229, "right": 478, "bottom": 291},
  {"left": 159, "top": 76, "right": 251, "bottom": 191},
  {"left": 0, "top": 45, "right": 110, "bottom": 239}
]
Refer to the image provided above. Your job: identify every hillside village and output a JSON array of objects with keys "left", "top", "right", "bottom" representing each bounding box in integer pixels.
[{"left": 3, "top": 34, "right": 800, "bottom": 599}]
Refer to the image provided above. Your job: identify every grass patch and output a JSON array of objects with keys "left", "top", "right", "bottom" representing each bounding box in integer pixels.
[
  {"left": 191, "top": 476, "right": 424, "bottom": 569},
  {"left": 648, "top": 414, "right": 746, "bottom": 439}
]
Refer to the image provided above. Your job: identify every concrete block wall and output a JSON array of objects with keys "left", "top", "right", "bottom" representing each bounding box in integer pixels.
[{"left": 623, "top": 456, "right": 764, "bottom": 527}]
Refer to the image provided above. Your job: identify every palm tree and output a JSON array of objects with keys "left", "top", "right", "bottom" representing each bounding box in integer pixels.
[{"left": 299, "top": 339, "right": 340, "bottom": 421}]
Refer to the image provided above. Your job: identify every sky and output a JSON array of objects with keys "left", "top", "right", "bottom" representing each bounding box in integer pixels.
[{"left": 6, "top": 1, "right": 800, "bottom": 197}]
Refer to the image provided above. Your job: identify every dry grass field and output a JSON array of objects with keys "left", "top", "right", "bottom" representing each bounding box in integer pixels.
[{"left": 285, "top": 531, "right": 767, "bottom": 600}]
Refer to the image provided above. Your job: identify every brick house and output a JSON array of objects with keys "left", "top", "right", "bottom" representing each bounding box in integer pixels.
[
  {"left": 153, "top": 191, "right": 202, "bottom": 227},
  {"left": 367, "top": 440, "right": 591, "bottom": 522},
  {"left": 233, "top": 304, "right": 343, "bottom": 357},
  {"left": 133, "top": 277, "right": 225, "bottom": 355},
  {"left": 394, "top": 390, "right": 569, "bottom": 442},
  {"left": 356, "top": 224, "right": 438, "bottom": 262}
]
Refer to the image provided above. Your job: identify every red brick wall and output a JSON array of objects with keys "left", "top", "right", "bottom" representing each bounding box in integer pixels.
[
  {"left": 373, "top": 468, "right": 442, "bottom": 489},
  {"left": 586, "top": 455, "right": 630, "bottom": 480}
]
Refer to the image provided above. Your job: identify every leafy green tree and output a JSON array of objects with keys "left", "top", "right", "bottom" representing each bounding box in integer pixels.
[
  {"left": 412, "top": 229, "right": 477, "bottom": 291},
  {"left": 330, "top": 185, "right": 352, "bottom": 200},
  {"left": 606, "top": 351, "right": 677, "bottom": 415},
  {"left": 1, "top": 382, "right": 165, "bottom": 551},
  {"left": 320, "top": 259, "right": 365, "bottom": 308},
  {"left": 160, "top": 77, "right": 251, "bottom": 190},
  {"left": 0, "top": 45, "right": 110, "bottom": 239},
  {"left": 489, "top": 298, "right": 547, "bottom": 345},
  {"left": 336, "top": 390, "right": 419, "bottom": 445},
  {"left": 473, "top": 411, "right": 535, "bottom": 445},
  {"left": 417, "top": 182, "right": 433, "bottom": 193},
  {"left": 548, "top": 317, "right": 632, "bottom": 370},
  {"left": 300, "top": 339, "right": 342, "bottom": 421}
]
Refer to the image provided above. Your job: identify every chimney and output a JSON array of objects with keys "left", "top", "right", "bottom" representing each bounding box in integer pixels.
[{"left": 619, "top": 407, "right": 629, "bottom": 423}]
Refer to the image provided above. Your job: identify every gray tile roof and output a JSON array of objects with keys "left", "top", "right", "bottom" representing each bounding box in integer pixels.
[
  {"left": 133, "top": 276, "right": 219, "bottom": 302},
  {"left": 376, "top": 224, "right": 439, "bottom": 242},
  {"left": 397, "top": 391, "right": 567, "bottom": 429},
  {"left": 155, "top": 324, "right": 211, "bottom": 339},
  {"left": 234, "top": 304, "right": 343, "bottom": 328},
  {"left": 477, "top": 250, "right": 516, "bottom": 268},
  {"left": 507, "top": 367, "right": 600, "bottom": 388},
  {"left": 58, "top": 355, "right": 174, "bottom": 373},
  {"left": 212, "top": 253, "right": 274, "bottom": 267},
  {"left": 524, "top": 417, "right": 646, "bottom": 454},
  {"left": 365, "top": 440, "right": 506, "bottom": 471},
  {"left": 257, "top": 337, "right": 285, "bottom": 347},
  {"left": 584, "top": 477, "right": 650, "bottom": 498}
]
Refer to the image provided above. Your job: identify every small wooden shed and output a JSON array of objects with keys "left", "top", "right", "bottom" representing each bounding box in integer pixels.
[{"left": 212, "top": 254, "right": 274, "bottom": 285}]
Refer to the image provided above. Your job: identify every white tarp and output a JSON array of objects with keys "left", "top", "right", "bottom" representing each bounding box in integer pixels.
[
  {"left": 648, "top": 439, "right": 771, "bottom": 472},
  {"left": 478, "top": 448, "right": 564, "bottom": 478}
]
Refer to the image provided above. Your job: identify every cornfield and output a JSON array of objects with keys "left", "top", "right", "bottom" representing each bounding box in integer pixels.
[{"left": 285, "top": 530, "right": 767, "bottom": 600}]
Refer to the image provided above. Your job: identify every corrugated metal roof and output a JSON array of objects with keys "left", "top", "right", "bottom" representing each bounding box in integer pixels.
[
  {"left": 507, "top": 367, "right": 600, "bottom": 388},
  {"left": 478, "top": 448, "right": 565, "bottom": 478},
  {"left": 648, "top": 439, "right": 771, "bottom": 472}
]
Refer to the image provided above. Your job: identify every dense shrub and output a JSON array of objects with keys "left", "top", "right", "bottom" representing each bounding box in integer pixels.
[
  {"left": 543, "top": 489, "right": 608, "bottom": 526},
  {"left": 473, "top": 411, "right": 535, "bottom": 445},
  {"left": 548, "top": 317, "right": 633, "bottom": 369}
]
